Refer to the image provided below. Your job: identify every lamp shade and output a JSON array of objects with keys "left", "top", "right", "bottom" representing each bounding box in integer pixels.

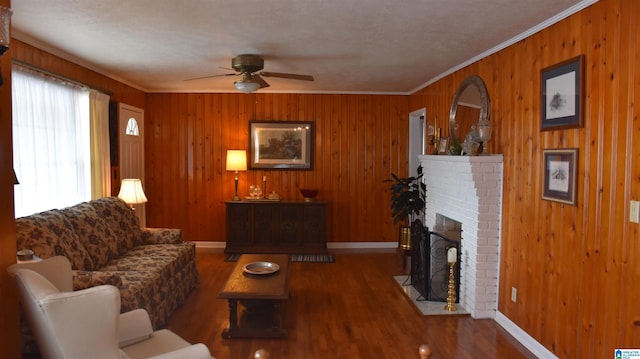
[
  {"left": 118, "top": 179, "right": 148, "bottom": 205},
  {"left": 226, "top": 150, "right": 247, "bottom": 171}
]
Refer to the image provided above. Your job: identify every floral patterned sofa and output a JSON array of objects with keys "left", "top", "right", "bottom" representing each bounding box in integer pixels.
[{"left": 15, "top": 197, "right": 199, "bottom": 332}]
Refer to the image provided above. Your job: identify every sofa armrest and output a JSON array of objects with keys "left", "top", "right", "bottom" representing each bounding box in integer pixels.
[
  {"left": 147, "top": 343, "right": 212, "bottom": 359},
  {"left": 119, "top": 309, "right": 153, "bottom": 347},
  {"left": 141, "top": 228, "right": 183, "bottom": 244}
]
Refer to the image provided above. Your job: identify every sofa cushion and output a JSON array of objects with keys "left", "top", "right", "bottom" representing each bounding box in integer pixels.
[
  {"left": 61, "top": 202, "right": 120, "bottom": 269},
  {"left": 15, "top": 210, "right": 94, "bottom": 270},
  {"left": 89, "top": 197, "right": 143, "bottom": 256}
]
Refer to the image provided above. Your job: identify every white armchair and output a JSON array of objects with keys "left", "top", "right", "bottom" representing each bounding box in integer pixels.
[{"left": 8, "top": 256, "right": 213, "bottom": 359}]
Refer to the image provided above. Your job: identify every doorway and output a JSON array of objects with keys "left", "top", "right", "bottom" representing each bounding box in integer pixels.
[
  {"left": 118, "top": 103, "right": 146, "bottom": 227},
  {"left": 409, "top": 108, "right": 426, "bottom": 178}
]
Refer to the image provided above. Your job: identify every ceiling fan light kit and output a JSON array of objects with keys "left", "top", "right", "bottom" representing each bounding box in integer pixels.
[{"left": 234, "top": 79, "right": 261, "bottom": 94}]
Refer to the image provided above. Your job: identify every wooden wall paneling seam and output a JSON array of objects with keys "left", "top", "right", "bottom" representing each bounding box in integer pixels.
[
  {"left": 347, "top": 96, "right": 358, "bottom": 241},
  {"left": 577, "top": 7, "right": 600, "bottom": 357},
  {"left": 362, "top": 96, "right": 373, "bottom": 236}
]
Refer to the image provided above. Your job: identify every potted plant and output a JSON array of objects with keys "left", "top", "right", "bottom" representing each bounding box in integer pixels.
[{"left": 385, "top": 165, "right": 427, "bottom": 250}]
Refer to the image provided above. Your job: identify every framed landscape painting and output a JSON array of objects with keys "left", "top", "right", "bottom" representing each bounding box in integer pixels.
[
  {"left": 249, "top": 121, "right": 314, "bottom": 170},
  {"left": 542, "top": 148, "right": 578, "bottom": 205},
  {"left": 540, "top": 55, "right": 584, "bottom": 131}
]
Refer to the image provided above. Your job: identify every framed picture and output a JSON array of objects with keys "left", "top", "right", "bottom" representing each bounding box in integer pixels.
[
  {"left": 540, "top": 55, "right": 584, "bottom": 131},
  {"left": 437, "top": 137, "right": 449, "bottom": 154},
  {"left": 249, "top": 121, "right": 314, "bottom": 170},
  {"left": 542, "top": 148, "right": 578, "bottom": 205}
]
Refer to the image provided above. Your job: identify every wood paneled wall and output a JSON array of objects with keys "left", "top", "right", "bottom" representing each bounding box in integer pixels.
[
  {"left": 11, "top": 39, "right": 146, "bottom": 107},
  {"left": 410, "top": 0, "right": 640, "bottom": 357},
  {"left": 144, "top": 93, "right": 409, "bottom": 244},
  {"left": 0, "top": 0, "right": 20, "bottom": 355}
]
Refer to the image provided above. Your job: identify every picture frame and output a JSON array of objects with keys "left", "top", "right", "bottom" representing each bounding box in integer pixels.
[
  {"left": 542, "top": 148, "right": 578, "bottom": 205},
  {"left": 249, "top": 121, "right": 314, "bottom": 170},
  {"left": 437, "top": 137, "right": 449, "bottom": 154},
  {"left": 540, "top": 55, "right": 584, "bottom": 131}
]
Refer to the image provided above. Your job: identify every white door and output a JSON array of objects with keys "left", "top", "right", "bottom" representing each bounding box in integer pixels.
[{"left": 118, "top": 103, "right": 146, "bottom": 227}]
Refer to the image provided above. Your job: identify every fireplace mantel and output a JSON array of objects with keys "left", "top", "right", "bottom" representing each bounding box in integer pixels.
[{"left": 419, "top": 154, "right": 503, "bottom": 319}]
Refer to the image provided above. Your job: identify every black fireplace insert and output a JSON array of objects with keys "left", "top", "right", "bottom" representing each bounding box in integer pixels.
[{"left": 409, "top": 219, "right": 461, "bottom": 302}]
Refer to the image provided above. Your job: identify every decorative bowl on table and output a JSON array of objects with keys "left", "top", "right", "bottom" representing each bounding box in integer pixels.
[{"left": 299, "top": 188, "right": 319, "bottom": 202}]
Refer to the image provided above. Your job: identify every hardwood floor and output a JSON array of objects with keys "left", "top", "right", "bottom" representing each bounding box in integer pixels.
[{"left": 166, "top": 249, "right": 536, "bottom": 359}]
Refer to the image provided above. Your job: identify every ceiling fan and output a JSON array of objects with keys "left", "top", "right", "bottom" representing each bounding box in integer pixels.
[{"left": 186, "top": 54, "right": 314, "bottom": 93}]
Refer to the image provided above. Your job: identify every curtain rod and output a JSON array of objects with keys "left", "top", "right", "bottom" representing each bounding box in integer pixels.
[{"left": 11, "top": 59, "right": 114, "bottom": 96}]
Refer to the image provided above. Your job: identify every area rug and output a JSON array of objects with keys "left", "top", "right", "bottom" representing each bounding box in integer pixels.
[
  {"left": 224, "top": 253, "right": 241, "bottom": 262},
  {"left": 291, "top": 254, "right": 335, "bottom": 263},
  {"left": 225, "top": 253, "right": 335, "bottom": 263},
  {"left": 393, "top": 275, "right": 469, "bottom": 316}
]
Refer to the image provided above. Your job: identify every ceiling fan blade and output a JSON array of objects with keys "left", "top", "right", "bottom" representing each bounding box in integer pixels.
[
  {"left": 253, "top": 74, "right": 270, "bottom": 89},
  {"left": 259, "top": 72, "right": 314, "bottom": 81},
  {"left": 183, "top": 73, "right": 237, "bottom": 81}
]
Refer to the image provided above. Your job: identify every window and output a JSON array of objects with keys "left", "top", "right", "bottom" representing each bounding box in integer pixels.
[
  {"left": 125, "top": 117, "right": 139, "bottom": 136},
  {"left": 12, "top": 67, "right": 91, "bottom": 217}
]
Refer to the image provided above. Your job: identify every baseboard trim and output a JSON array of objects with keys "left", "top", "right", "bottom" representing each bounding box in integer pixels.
[
  {"left": 327, "top": 241, "right": 397, "bottom": 249},
  {"left": 193, "top": 241, "right": 398, "bottom": 250},
  {"left": 194, "top": 241, "right": 226, "bottom": 249},
  {"left": 495, "top": 311, "right": 558, "bottom": 359}
]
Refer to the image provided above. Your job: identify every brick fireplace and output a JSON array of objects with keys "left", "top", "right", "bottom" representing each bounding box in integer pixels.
[{"left": 418, "top": 154, "right": 503, "bottom": 318}]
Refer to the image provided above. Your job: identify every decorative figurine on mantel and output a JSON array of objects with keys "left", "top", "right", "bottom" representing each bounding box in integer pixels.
[
  {"left": 248, "top": 185, "right": 263, "bottom": 199},
  {"left": 268, "top": 190, "right": 280, "bottom": 200}
]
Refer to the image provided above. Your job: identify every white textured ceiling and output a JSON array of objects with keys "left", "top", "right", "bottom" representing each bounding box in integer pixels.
[{"left": 10, "top": 0, "right": 595, "bottom": 94}]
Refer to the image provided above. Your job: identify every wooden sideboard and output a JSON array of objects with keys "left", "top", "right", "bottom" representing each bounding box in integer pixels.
[{"left": 225, "top": 200, "right": 328, "bottom": 254}]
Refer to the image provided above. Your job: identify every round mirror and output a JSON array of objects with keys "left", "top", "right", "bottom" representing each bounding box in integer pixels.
[{"left": 448, "top": 75, "right": 490, "bottom": 152}]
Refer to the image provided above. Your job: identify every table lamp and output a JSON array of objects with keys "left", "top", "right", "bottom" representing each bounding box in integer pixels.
[
  {"left": 117, "top": 178, "right": 148, "bottom": 209},
  {"left": 226, "top": 150, "right": 247, "bottom": 201}
]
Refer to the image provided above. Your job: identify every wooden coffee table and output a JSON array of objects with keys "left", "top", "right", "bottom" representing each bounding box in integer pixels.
[{"left": 218, "top": 254, "right": 290, "bottom": 339}]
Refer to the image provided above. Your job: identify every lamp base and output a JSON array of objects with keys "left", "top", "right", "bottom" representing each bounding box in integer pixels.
[{"left": 232, "top": 175, "right": 241, "bottom": 201}]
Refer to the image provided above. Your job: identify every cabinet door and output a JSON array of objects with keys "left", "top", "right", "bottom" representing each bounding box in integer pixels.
[
  {"left": 278, "top": 204, "right": 302, "bottom": 246},
  {"left": 302, "top": 204, "right": 326, "bottom": 247},
  {"left": 253, "top": 204, "right": 278, "bottom": 245},
  {"left": 226, "top": 203, "right": 251, "bottom": 248}
]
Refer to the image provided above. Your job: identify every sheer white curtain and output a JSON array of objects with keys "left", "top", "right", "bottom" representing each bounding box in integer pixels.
[
  {"left": 12, "top": 68, "right": 91, "bottom": 217},
  {"left": 89, "top": 91, "right": 111, "bottom": 199}
]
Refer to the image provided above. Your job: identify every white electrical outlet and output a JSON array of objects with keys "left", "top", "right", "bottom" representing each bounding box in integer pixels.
[
  {"left": 511, "top": 287, "right": 517, "bottom": 303},
  {"left": 631, "top": 200, "right": 640, "bottom": 224}
]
